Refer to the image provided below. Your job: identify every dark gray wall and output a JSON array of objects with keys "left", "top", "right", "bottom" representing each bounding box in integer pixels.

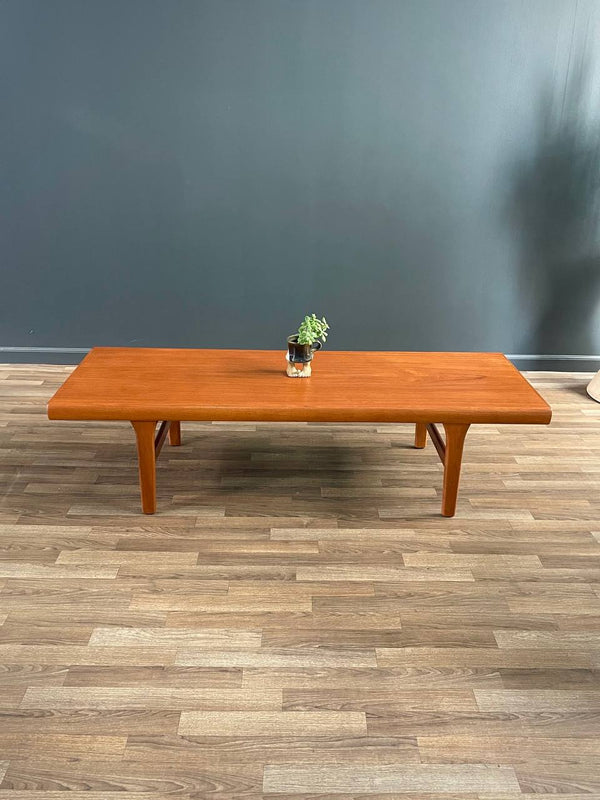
[{"left": 2, "top": 0, "right": 600, "bottom": 362}]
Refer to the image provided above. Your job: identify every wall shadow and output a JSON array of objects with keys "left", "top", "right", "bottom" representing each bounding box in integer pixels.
[{"left": 508, "top": 61, "right": 600, "bottom": 355}]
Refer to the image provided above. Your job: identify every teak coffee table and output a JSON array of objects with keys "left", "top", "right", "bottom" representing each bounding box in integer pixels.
[{"left": 47, "top": 348, "right": 551, "bottom": 517}]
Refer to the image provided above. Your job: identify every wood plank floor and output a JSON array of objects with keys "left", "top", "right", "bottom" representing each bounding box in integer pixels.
[{"left": 0, "top": 364, "right": 599, "bottom": 797}]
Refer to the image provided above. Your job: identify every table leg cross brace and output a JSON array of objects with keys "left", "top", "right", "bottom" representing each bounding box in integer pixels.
[
  {"left": 131, "top": 418, "right": 467, "bottom": 517},
  {"left": 154, "top": 421, "right": 171, "bottom": 456},
  {"left": 131, "top": 420, "right": 181, "bottom": 514},
  {"left": 415, "top": 422, "right": 470, "bottom": 516}
]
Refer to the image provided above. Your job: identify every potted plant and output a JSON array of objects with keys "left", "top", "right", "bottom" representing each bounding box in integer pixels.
[{"left": 286, "top": 314, "right": 330, "bottom": 377}]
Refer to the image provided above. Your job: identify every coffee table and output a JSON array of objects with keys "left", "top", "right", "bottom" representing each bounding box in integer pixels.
[{"left": 47, "top": 348, "right": 551, "bottom": 516}]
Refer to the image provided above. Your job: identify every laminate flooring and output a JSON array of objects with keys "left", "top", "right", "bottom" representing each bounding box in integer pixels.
[{"left": 0, "top": 364, "right": 599, "bottom": 797}]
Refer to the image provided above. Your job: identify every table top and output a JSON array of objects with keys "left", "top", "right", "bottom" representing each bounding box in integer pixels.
[{"left": 47, "top": 348, "right": 551, "bottom": 424}]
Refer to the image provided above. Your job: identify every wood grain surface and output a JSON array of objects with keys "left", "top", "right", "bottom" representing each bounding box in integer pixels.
[
  {"left": 47, "top": 348, "right": 551, "bottom": 424},
  {"left": 1, "top": 364, "right": 600, "bottom": 797}
]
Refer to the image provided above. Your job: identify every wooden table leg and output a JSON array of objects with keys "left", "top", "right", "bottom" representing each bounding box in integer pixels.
[
  {"left": 414, "top": 423, "right": 427, "bottom": 448},
  {"left": 169, "top": 421, "right": 181, "bottom": 446},
  {"left": 441, "top": 422, "right": 469, "bottom": 517},
  {"left": 131, "top": 421, "right": 157, "bottom": 514}
]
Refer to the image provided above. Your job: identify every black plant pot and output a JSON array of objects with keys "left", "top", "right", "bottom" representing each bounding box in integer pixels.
[{"left": 287, "top": 335, "right": 322, "bottom": 364}]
